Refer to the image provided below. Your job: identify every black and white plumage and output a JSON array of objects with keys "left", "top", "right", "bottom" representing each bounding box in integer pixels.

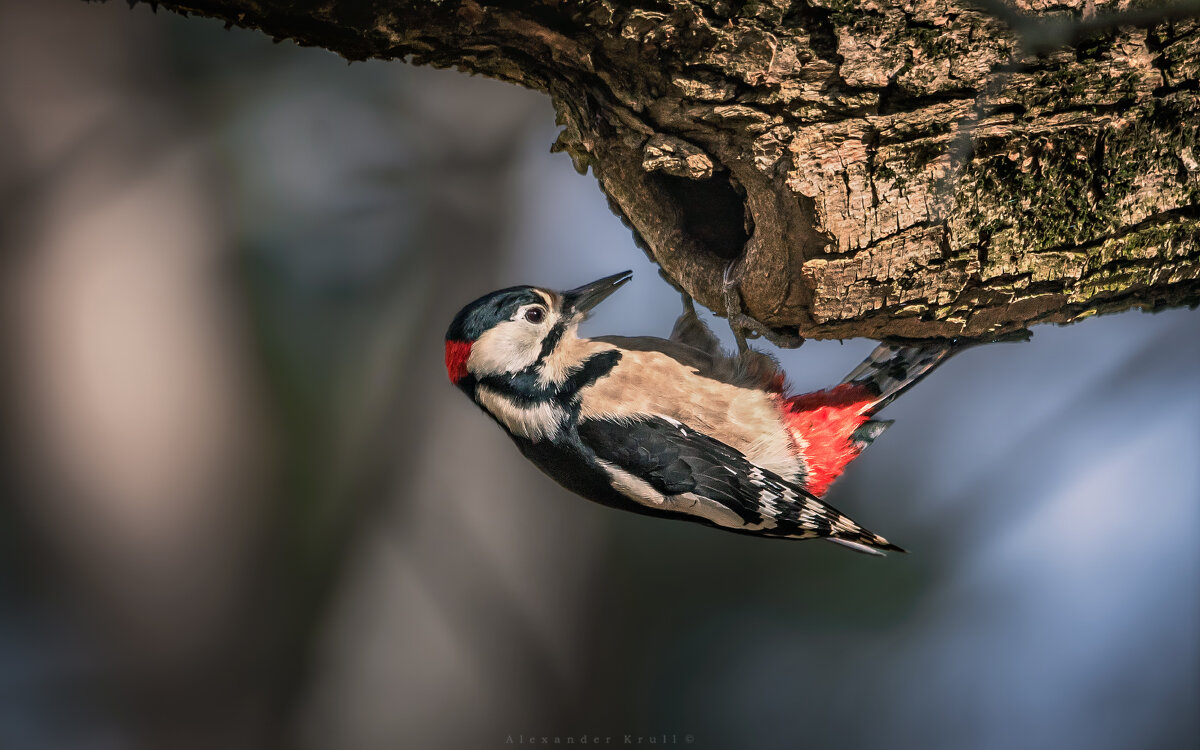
[
  {"left": 578, "top": 415, "right": 894, "bottom": 549},
  {"left": 445, "top": 271, "right": 956, "bottom": 554}
]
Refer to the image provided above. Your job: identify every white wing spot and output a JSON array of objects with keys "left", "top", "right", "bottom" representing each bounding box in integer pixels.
[{"left": 596, "top": 460, "right": 667, "bottom": 506}]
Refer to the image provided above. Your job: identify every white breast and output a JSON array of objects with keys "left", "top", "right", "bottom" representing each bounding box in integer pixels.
[{"left": 476, "top": 385, "right": 566, "bottom": 442}]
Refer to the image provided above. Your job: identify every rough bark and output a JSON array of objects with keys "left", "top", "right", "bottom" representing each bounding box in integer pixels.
[{"left": 128, "top": 0, "right": 1200, "bottom": 342}]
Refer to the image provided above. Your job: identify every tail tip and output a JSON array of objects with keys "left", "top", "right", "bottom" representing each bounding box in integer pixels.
[
  {"left": 850, "top": 420, "right": 894, "bottom": 450},
  {"left": 828, "top": 537, "right": 909, "bottom": 556}
]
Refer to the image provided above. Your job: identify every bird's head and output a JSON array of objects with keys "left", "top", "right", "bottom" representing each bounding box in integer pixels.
[{"left": 444, "top": 270, "right": 632, "bottom": 388}]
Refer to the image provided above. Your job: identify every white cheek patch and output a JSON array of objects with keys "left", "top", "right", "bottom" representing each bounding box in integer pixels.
[
  {"left": 468, "top": 319, "right": 544, "bottom": 376},
  {"left": 476, "top": 385, "right": 566, "bottom": 442}
]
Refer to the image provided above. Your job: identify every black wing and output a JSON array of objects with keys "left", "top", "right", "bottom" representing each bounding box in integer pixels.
[{"left": 576, "top": 415, "right": 902, "bottom": 552}]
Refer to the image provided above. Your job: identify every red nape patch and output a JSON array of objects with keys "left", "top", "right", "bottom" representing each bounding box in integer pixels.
[
  {"left": 444, "top": 340, "right": 472, "bottom": 384},
  {"left": 783, "top": 383, "right": 876, "bottom": 497}
]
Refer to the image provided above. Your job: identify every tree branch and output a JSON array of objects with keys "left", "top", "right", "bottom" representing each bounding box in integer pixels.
[{"left": 122, "top": 0, "right": 1200, "bottom": 341}]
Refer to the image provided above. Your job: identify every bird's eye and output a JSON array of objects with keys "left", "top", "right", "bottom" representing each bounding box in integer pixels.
[{"left": 524, "top": 307, "right": 545, "bottom": 324}]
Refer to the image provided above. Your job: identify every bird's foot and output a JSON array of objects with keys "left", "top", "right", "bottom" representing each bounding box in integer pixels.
[
  {"left": 680, "top": 290, "right": 697, "bottom": 318},
  {"left": 657, "top": 267, "right": 699, "bottom": 317},
  {"left": 722, "top": 263, "right": 804, "bottom": 352}
]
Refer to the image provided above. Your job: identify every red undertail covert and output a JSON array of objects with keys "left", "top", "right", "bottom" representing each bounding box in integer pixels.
[{"left": 783, "top": 383, "right": 876, "bottom": 497}]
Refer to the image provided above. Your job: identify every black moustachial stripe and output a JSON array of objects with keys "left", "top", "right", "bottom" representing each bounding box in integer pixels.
[
  {"left": 562, "top": 350, "right": 621, "bottom": 395},
  {"left": 536, "top": 321, "right": 567, "bottom": 362},
  {"left": 477, "top": 350, "right": 621, "bottom": 408}
]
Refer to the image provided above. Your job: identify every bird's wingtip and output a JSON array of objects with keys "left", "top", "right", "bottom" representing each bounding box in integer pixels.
[{"left": 827, "top": 537, "right": 908, "bottom": 556}]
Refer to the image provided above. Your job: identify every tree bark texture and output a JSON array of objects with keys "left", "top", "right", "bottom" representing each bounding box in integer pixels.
[{"left": 135, "top": 0, "right": 1200, "bottom": 341}]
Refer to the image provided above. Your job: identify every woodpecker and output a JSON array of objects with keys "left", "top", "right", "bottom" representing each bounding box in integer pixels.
[{"left": 444, "top": 270, "right": 957, "bottom": 555}]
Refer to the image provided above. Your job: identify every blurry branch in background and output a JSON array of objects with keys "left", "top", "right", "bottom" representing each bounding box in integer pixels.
[
  {"left": 2, "top": 2, "right": 578, "bottom": 747},
  {"left": 110, "top": 0, "right": 1199, "bottom": 343},
  {"left": 243, "top": 123, "right": 548, "bottom": 739}
]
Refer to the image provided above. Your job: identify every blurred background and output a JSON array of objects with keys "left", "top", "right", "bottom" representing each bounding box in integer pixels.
[{"left": 0, "top": 2, "right": 1196, "bottom": 749}]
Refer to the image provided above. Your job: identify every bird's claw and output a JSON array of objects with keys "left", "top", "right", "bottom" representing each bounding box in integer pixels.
[
  {"left": 722, "top": 263, "right": 804, "bottom": 352},
  {"left": 656, "top": 267, "right": 701, "bottom": 317},
  {"left": 722, "top": 268, "right": 752, "bottom": 354},
  {"left": 681, "top": 292, "right": 697, "bottom": 317}
]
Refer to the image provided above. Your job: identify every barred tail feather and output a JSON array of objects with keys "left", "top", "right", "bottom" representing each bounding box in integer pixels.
[
  {"left": 830, "top": 529, "right": 906, "bottom": 555},
  {"left": 827, "top": 537, "right": 905, "bottom": 556},
  {"left": 783, "top": 342, "right": 957, "bottom": 497},
  {"left": 840, "top": 342, "right": 957, "bottom": 416},
  {"left": 755, "top": 489, "right": 906, "bottom": 554},
  {"left": 850, "top": 419, "right": 893, "bottom": 451}
]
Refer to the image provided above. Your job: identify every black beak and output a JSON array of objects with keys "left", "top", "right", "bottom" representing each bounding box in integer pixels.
[{"left": 562, "top": 270, "right": 632, "bottom": 316}]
